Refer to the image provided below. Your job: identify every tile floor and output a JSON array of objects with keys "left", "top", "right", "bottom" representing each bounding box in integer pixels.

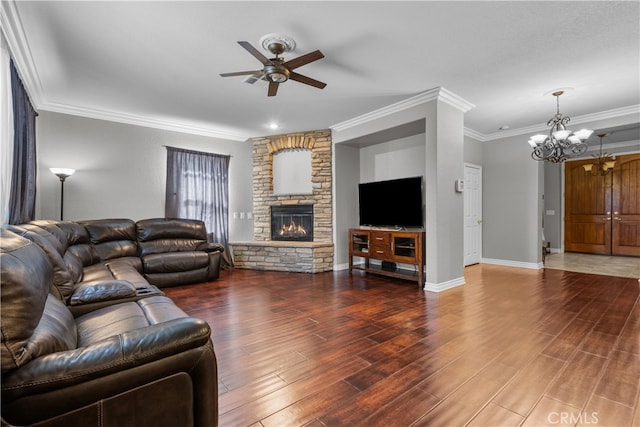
[{"left": 544, "top": 252, "right": 640, "bottom": 279}]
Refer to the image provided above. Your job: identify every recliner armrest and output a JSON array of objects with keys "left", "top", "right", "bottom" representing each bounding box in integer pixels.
[
  {"left": 197, "top": 242, "right": 224, "bottom": 253},
  {"left": 69, "top": 280, "right": 137, "bottom": 306},
  {"left": 1, "top": 317, "right": 211, "bottom": 400}
]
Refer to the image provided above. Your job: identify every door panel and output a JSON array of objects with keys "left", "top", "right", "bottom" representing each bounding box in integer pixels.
[
  {"left": 464, "top": 164, "right": 482, "bottom": 266},
  {"left": 612, "top": 154, "right": 640, "bottom": 256},
  {"left": 565, "top": 159, "right": 611, "bottom": 254}
]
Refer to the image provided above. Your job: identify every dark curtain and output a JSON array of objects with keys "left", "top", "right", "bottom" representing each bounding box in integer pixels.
[
  {"left": 166, "top": 146, "right": 232, "bottom": 266},
  {"left": 8, "top": 59, "right": 37, "bottom": 224}
]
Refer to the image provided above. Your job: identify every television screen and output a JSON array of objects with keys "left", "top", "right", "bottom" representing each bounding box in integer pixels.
[{"left": 358, "top": 176, "right": 423, "bottom": 228}]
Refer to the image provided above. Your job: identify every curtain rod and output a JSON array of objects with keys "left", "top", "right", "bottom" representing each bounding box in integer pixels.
[{"left": 163, "top": 145, "right": 232, "bottom": 157}]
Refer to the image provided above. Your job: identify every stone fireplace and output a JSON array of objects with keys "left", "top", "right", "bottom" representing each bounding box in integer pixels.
[{"left": 230, "top": 129, "right": 334, "bottom": 273}]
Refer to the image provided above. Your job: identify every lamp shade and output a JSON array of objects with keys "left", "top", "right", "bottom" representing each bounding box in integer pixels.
[
  {"left": 50, "top": 168, "right": 75, "bottom": 179},
  {"left": 573, "top": 129, "right": 594, "bottom": 140},
  {"left": 530, "top": 134, "right": 547, "bottom": 145}
]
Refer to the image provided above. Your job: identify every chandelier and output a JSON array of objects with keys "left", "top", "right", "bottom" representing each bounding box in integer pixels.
[
  {"left": 527, "top": 91, "right": 593, "bottom": 163},
  {"left": 583, "top": 133, "right": 616, "bottom": 175}
]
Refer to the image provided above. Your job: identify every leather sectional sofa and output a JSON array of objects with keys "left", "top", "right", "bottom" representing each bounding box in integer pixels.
[{"left": 1, "top": 218, "right": 223, "bottom": 426}]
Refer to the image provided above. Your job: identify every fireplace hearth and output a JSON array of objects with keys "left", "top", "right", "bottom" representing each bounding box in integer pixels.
[{"left": 271, "top": 204, "right": 313, "bottom": 242}]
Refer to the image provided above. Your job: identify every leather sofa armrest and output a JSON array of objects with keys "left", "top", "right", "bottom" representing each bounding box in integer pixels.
[
  {"left": 69, "top": 280, "right": 137, "bottom": 306},
  {"left": 196, "top": 242, "right": 224, "bottom": 253},
  {"left": 2, "top": 317, "right": 211, "bottom": 400}
]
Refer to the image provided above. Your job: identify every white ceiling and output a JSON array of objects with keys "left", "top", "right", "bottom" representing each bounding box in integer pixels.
[{"left": 3, "top": 1, "right": 639, "bottom": 144}]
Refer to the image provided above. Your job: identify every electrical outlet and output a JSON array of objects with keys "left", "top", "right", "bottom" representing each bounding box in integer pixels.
[
  {"left": 240, "top": 212, "right": 246, "bottom": 219},
  {"left": 247, "top": 212, "right": 252, "bottom": 219}
]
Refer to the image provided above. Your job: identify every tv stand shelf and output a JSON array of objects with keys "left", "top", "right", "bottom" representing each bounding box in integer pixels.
[{"left": 349, "top": 228, "right": 424, "bottom": 287}]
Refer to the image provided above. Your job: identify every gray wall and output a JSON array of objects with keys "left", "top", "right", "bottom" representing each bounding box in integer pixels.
[
  {"left": 359, "top": 134, "right": 426, "bottom": 182},
  {"left": 333, "top": 143, "right": 360, "bottom": 266},
  {"left": 464, "top": 135, "right": 483, "bottom": 166},
  {"left": 482, "top": 134, "right": 542, "bottom": 265},
  {"left": 543, "top": 161, "right": 562, "bottom": 251},
  {"left": 36, "top": 111, "right": 254, "bottom": 242}
]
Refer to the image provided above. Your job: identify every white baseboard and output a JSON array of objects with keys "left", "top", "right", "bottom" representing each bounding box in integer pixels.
[
  {"left": 333, "top": 263, "right": 350, "bottom": 271},
  {"left": 481, "top": 258, "right": 543, "bottom": 270},
  {"left": 424, "top": 276, "right": 465, "bottom": 293}
]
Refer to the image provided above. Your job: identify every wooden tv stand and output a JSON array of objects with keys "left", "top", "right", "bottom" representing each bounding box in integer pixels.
[{"left": 349, "top": 228, "right": 424, "bottom": 287}]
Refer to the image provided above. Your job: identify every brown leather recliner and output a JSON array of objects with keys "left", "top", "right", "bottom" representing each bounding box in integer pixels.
[
  {"left": 135, "top": 218, "right": 224, "bottom": 287},
  {"left": 0, "top": 229, "right": 218, "bottom": 426}
]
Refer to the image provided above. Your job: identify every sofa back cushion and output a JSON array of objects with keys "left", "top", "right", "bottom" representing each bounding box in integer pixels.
[
  {"left": 57, "top": 221, "right": 99, "bottom": 281},
  {"left": 0, "top": 230, "right": 77, "bottom": 373},
  {"left": 29, "top": 220, "right": 69, "bottom": 248},
  {"left": 136, "top": 218, "right": 207, "bottom": 257},
  {"left": 4, "top": 224, "right": 76, "bottom": 302},
  {"left": 82, "top": 219, "right": 138, "bottom": 261}
]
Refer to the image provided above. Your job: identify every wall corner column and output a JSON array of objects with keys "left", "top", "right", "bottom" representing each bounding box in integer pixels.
[{"left": 423, "top": 89, "right": 474, "bottom": 291}]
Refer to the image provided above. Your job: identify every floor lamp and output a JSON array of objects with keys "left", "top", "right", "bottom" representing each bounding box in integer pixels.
[{"left": 49, "top": 168, "right": 75, "bottom": 220}]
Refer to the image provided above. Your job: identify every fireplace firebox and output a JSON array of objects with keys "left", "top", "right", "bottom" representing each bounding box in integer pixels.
[{"left": 271, "top": 204, "right": 313, "bottom": 242}]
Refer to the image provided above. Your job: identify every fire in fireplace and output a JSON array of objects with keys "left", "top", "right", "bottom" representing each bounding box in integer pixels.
[{"left": 271, "top": 204, "right": 313, "bottom": 242}]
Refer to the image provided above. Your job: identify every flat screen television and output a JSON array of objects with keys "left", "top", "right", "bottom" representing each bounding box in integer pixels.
[{"left": 358, "top": 176, "right": 423, "bottom": 228}]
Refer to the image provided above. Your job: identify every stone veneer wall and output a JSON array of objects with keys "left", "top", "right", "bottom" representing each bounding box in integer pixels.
[
  {"left": 231, "top": 129, "right": 334, "bottom": 272},
  {"left": 252, "top": 129, "right": 333, "bottom": 242}
]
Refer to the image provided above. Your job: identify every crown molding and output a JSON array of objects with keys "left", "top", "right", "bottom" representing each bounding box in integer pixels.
[
  {"left": 1, "top": 0, "right": 44, "bottom": 107},
  {"left": 584, "top": 139, "right": 640, "bottom": 153},
  {"left": 476, "top": 104, "right": 640, "bottom": 142},
  {"left": 463, "top": 127, "right": 485, "bottom": 141},
  {"left": 331, "top": 87, "right": 475, "bottom": 132},
  {"left": 2, "top": 1, "right": 248, "bottom": 141},
  {"left": 41, "top": 102, "right": 250, "bottom": 141}
]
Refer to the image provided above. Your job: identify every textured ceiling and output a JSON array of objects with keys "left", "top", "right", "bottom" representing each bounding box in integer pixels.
[{"left": 3, "top": 1, "right": 639, "bottom": 143}]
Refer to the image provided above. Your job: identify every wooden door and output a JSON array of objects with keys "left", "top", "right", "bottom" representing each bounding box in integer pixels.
[
  {"left": 612, "top": 154, "right": 640, "bottom": 256},
  {"left": 564, "top": 159, "right": 612, "bottom": 254}
]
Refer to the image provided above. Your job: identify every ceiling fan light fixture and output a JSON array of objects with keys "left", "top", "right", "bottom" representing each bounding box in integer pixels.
[
  {"left": 220, "top": 35, "right": 326, "bottom": 97},
  {"left": 269, "top": 72, "right": 288, "bottom": 83}
]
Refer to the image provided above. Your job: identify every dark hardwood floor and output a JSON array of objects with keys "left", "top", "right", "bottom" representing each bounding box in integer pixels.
[{"left": 163, "top": 264, "right": 640, "bottom": 427}]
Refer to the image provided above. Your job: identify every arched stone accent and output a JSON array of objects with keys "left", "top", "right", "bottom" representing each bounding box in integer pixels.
[{"left": 266, "top": 134, "right": 316, "bottom": 154}]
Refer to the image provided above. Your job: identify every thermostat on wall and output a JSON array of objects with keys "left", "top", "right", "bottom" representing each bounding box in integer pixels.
[{"left": 455, "top": 179, "right": 464, "bottom": 193}]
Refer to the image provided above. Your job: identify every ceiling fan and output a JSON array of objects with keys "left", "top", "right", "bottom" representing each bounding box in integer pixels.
[{"left": 220, "top": 34, "right": 326, "bottom": 97}]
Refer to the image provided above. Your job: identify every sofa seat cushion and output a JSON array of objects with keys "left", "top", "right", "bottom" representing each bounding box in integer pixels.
[
  {"left": 142, "top": 251, "right": 211, "bottom": 274},
  {"left": 75, "top": 296, "right": 188, "bottom": 347},
  {"left": 81, "top": 257, "right": 142, "bottom": 283}
]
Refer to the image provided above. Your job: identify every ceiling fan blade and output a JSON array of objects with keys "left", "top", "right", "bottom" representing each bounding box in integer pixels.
[
  {"left": 289, "top": 71, "right": 327, "bottom": 89},
  {"left": 283, "top": 50, "right": 325, "bottom": 70},
  {"left": 220, "top": 70, "right": 264, "bottom": 77},
  {"left": 268, "top": 81, "right": 279, "bottom": 97},
  {"left": 238, "top": 41, "right": 272, "bottom": 66}
]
